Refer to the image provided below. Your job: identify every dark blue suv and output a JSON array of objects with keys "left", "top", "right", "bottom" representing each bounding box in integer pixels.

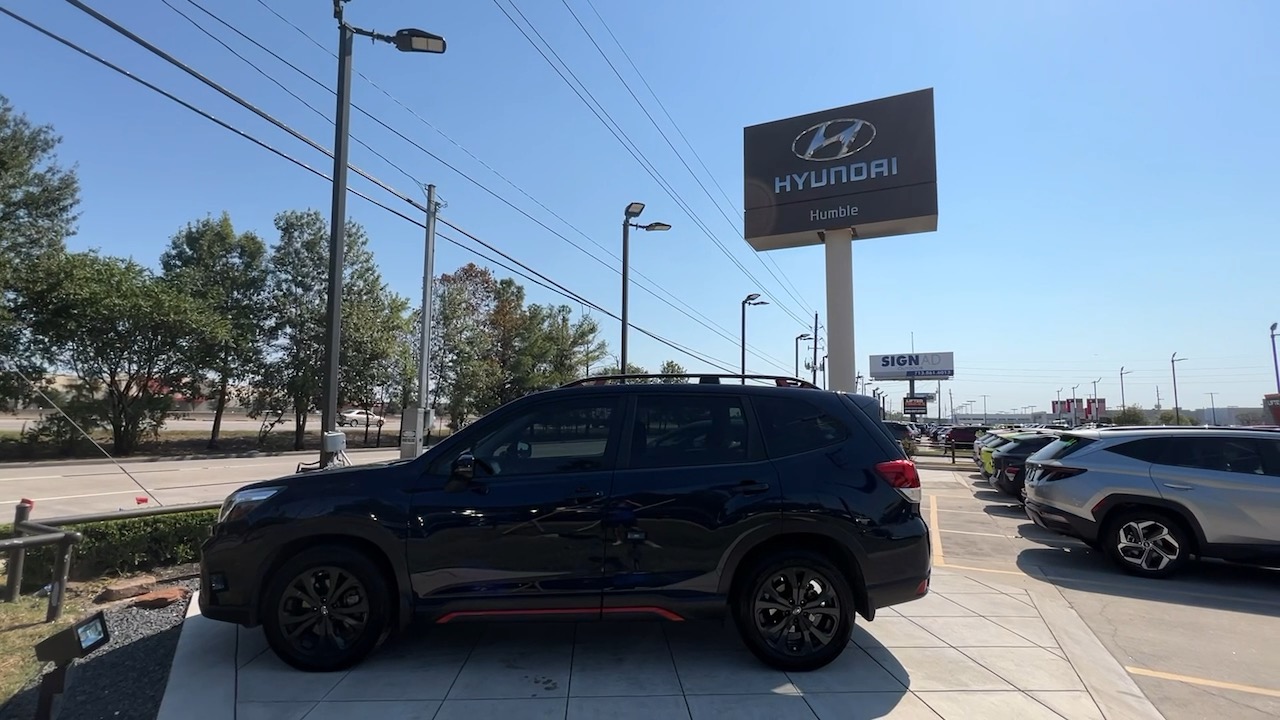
[{"left": 199, "top": 374, "right": 930, "bottom": 673}]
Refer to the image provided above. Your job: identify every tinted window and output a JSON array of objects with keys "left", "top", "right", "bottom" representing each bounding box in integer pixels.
[
  {"left": 451, "top": 397, "right": 617, "bottom": 476},
  {"left": 1259, "top": 440, "right": 1280, "bottom": 477},
  {"left": 754, "top": 396, "right": 849, "bottom": 457},
  {"left": 628, "top": 395, "right": 748, "bottom": 469},
  {"left": 1165, "top": 437, "right": 1267, "bottom": 475},
  {"left": 1034, "top": 435, "right": 1096, "bottom": 461},
  {"left": 1110, "top": 438, "right": 1171, "bottom": 464}
]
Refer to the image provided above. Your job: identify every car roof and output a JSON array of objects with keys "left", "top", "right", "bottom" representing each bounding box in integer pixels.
[{"left": 1066, "top": 426, "right": 1280, "bottom": 440}]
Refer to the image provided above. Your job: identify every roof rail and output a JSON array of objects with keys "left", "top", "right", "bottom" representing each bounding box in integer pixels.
[{"left": 561, "top": 373, "right": 819, "bottom": 389}]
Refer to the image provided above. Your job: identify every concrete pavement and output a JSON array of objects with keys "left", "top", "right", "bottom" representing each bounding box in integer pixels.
[{"left": 0, "top": 451, "right": 401, "bottom": 518}]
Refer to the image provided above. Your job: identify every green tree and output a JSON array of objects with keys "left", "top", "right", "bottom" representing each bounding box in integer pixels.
[
  {"left": 1157, "top": 409, "right": 1198, "bottom": 426},
  {"left": 256, "top": 209, "right": 389, "bottom": 449},
  {"left": 159, "top": 213, "right": 268, "bottom": 449},
  {"left": 1112, "top": 405, "right": 1148, "bottom": 426},
  {"left": 657, "top": 360, "right": 688, "bottom": 382},
  {"left": 431, "top": 264, "right": 497, "bottom": 429},
  {"left": 0, "top": 95, "right": 80, "bottom": 408},
  {"left": 12, "top": 252, "right": 214, "bottom": 454}
]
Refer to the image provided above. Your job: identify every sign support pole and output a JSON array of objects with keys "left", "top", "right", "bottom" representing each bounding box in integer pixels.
[{"left": 823, "top": 229, "right": 856, "bottom": 392}]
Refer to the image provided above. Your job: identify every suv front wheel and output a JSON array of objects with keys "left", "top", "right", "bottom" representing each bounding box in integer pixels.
[
  {"left": 261, "top": 545, "right": 392, "bottom": 672},
  {"left": 733, "top": 551, "right": 854, "bottom": 672},
  {"left": 1103, "top": 509, "right": 1191, "bottom": 579}
]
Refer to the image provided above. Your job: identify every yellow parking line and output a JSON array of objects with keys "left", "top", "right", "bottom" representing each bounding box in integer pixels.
[
  {"left": 939, "top": 528, "right": 1008, "bottom": 538},
  {"left": 1125, "top": 666, "right": 1280, "bottom": 698},
  {"left": 938, "top": 562, "right": 1026, "bottom": 577},
  {"left": 928, "top": 494, "right": 945, "bottom": 566}
]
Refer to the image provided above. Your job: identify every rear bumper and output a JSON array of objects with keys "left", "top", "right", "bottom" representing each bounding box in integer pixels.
[
  {"left": 1025, "top": 500, "right": 1098, "bottom": 543},
  {"left": 863, "top": 519, "right": 931, "bottom": 614}
]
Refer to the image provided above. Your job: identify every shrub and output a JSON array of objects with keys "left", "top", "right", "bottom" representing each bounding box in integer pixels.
[{"left": 11, "top": 509, "right": 217, "bottom": 591}]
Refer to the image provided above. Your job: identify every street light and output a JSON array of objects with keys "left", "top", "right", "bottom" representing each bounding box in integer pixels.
[
  {"left": 321, "top": 0, "right": 447, "bottom": 467},
  {"left": 1120, "top": 366, "right": 1133, "bottom": 409},
  {"left": 1056, "top": 388, "right": 1063, "bottom": 420},
  {"left": 1071, "top": 384, "right": 1080, "bottom": 425},
  {"left": 1206, "top": 392, "right": 1218, "bottom": 425},
  {"left": 619, "top": 202, "right": 670, "bottom": 375},
  {"left": 741, "top": 293, "right": 768, "bottom": 383},
  {"left": 1171, "top": 352, "right": 1187, "bottom": 424},
  {"left": 1271, "top": 322, "right": 1279, "bottom": 393},
  {"left": 794, "top": 333, "right": 812, "bottom": 377},
  {"left": 1091, "top": 377, "right": 1102, "bottom": 422},
  {"left": 980, "top": 394, "right": 989, "bottom": 424}
]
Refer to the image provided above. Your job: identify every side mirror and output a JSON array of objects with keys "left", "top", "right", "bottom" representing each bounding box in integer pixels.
[{"left": 451, "top": 453, "right": 476, "bottom": 480}]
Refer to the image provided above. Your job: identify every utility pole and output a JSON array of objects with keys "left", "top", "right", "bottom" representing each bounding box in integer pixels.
[
  {"left": 980, "top": 394, "right": 989, "bottom": 424},
  {"left": 1120, "top": 366, "right": 1132, "bottom": 409},
  {"left": 1206, "top": 392, "right": 1218, "bottom": 425},
  {"left": 403, "top": 184, "right": 439, "bottom": 459},
  {"left": 948, "top": 388, "right": 954, "bottom": 422},
  {"left": 812, "top": 312, "right": 819, "bottom": 386}
]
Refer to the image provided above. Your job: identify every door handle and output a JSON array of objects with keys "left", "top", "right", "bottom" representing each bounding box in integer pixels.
[
  {"left": 571, "top": 487, "right": 603, "bottom": 502},
  {"left": 731, "top": 481, "right": 771, "bottom": 496},
  {"left": 1163, "top": 483, "right": 1193, "bottom": 491}
]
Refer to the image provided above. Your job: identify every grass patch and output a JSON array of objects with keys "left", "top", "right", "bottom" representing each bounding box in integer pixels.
[{"left": 0, "top": 583, "right": 95, "bottom": 703}]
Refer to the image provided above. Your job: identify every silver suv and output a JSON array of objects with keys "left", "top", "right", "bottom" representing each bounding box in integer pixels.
[{"left": 1023, "top": 427, "right": 1280, "bottom": 578}]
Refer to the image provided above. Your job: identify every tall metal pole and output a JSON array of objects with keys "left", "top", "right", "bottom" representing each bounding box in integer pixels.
[
  {"left": 1271, "top": 324, "right": 1279, "bottom": 393},
  {"left": 1171, "top": 354, "right": 1182, "bottom": 424},
  {"left": 1207, "top": 392, "right": 1217, "bottom": 425},
  {"left": 414, "top": 184, "right": 438, "bottom": 452},
  {"left": 320, "top": 19, "right": 354, "bottom": 467},
  {"left": 620, "top": 219, "right": 630, "bottom": 375},
  {"left": 740, "top": 299, "right": 747, "bottom": 384},
  {"left": 812, "top": 312, "right": 819, "bottom": 386},
  {"left": 1120, "top": 367, "right": 1128, "bottom": 409},
  {"left": 980, "top": 394, "right": 989, "bottom": 424}
]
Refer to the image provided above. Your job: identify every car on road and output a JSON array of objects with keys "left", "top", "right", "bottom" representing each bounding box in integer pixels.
[
  {"left": 339, "top": 409, "right": 384, "bottom": 427},
  {"left": 1024, "top": 427, "right": 1280, "bottom": 578},
  {"left": 199, "top": 373, "right": 931, "bottom": 673}
]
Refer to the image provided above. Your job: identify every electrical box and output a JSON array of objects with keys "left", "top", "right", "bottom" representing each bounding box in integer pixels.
[
  {"left": 400, "top": 403, "right": 424, "bottom": 459},
  {"left": 321, "top": 431, "right": 347, "bottom": 453}
]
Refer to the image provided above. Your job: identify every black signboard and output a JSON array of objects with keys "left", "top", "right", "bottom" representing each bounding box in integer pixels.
[
  {"left": 744, "top": 89, "right": 938, "bottom": 251},
  {"left": 903, "top": 397, "right": 928, "bottom": 415}
]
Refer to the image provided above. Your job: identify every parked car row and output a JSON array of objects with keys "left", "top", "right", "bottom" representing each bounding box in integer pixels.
[{"left": 970, "top": 425, "right": 1280, "bottom": 578}]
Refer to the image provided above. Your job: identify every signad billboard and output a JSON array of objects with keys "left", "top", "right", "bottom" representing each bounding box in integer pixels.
[
  {"left": 903, "top": 397, "right": 928, "bottom": 415},
  {"left": 870, "top": 352, "right": 954, "bottom": 380},
  {"left": 744, "top": 89, "right": 938, "bottom": 251}
]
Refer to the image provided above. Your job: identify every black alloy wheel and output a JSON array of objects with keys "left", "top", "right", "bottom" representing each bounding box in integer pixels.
[
  {"left": 262, "top": 545, "right": 391, "bottom": 672},
  {"left": 734, "top": 551, "right": 853, "bottom": 671}
]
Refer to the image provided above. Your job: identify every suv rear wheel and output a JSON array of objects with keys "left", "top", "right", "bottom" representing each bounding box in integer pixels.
[
  {"left": 733, "top": 551, "right": 854, "bottom": 671},
  {"left": 261, "top": 545, "right": 391, "bottom": 672},
  {"left": 1103, "top": 509, "right": 1191, "bottom": 579}
]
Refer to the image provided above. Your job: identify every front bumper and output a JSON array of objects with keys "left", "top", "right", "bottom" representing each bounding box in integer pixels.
[
  {"left": 199, "top": 532, "right": 262, "bottom": 626},
  {"left": 1025, "top": 499, "right": 1099, "bottom": 543}
]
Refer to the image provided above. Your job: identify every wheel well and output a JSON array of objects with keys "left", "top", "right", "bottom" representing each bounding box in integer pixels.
[
  {"left": 260, "top": 534, "right": 401, "bottom": 626},
  {"left": 728, "top": 533, "right": 869, "bottom": 618},
  {"left": 1098, "top": 502, "right": 1201, "bottom": 555}
]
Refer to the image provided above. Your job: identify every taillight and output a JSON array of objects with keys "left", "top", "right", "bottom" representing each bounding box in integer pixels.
[
  {"left": 1005, "top": 465, "right": 1021, "bottom": 479},
  {"left": 876, "top": 459, "right": 922, "bottom": 503},
  {"left": 1043, "top": 467, "right": 1086, "bottom": 482}
]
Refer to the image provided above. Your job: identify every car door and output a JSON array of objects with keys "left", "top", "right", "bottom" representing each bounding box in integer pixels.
[
  {"left": 406, "top": 393, "right": 622, "bottom": 621},
  {"left": 1150, "top": 436, "right": 1280, "bottom": 545},
  {"left": 601, "top": 390, "right": 779, "bottom": 618}
]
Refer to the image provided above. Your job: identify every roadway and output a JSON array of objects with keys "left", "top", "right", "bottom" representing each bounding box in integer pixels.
[{"left": 0, "top": 450, "right": 401, "bottom": 519}]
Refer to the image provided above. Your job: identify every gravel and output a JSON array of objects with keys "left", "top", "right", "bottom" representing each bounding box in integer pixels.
[{"left": 0, "top": 578, "right": 198, "bottom": 720}]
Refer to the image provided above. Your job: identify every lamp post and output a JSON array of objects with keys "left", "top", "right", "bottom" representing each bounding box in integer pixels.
[
  {"left": 1120, "top": 366, "right": 1132, "bottom": 410},
  {"left": 1056, "top": 388, "right": 1063, "bottom": 420},
  {"left": 619, "top": 202, "right": 670, "bottom": 375},
  {"left": 1271, "top": 322, "right": 1279, "bottom": 393},
  {"left": 322, "top": 0, "right": 446, "bottom": 467},
  {"left": 1071, "top": 384, "right": 1080, "bottom": 426},
  {"left": 794, "top": 333, "right": 812, "bottom": 377},
  {"left": 1206, "top": 392, "right": 1218, "bottom": 425},
  {"left": 1171, "top": 352, "right": 1186, "bottom": 424},
  {"left": 980, "top": 394, "right": 989, "bottom": 424},
  {"left": 740, "top": 293, "right": 768, "bottom": 383},
  {"left": 1091, "top": 377, "right": 1102, "bottom": 422}
]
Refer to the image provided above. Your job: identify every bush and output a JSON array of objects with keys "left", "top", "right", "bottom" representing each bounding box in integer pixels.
[{"left": 9, "top": 509, "right": 217, "bottom": 590}]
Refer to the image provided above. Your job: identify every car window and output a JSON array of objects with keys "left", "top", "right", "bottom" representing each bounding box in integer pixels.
[
  {"left": 754, "top": 396, "right": 849, "bottom": 457},
  {"left": 1163, "top": 437, "right": 1266, "bottom": 475},
  {"left": 1259, "top": 439, "right": 1280, "bottom": 477},
  {"left": 1109, "top": 437, "right": 1171, "bottom": 464},
  {"left": 1034, "top": 435, "right": 1095, "bottom": 461},
  {"left": 445, "top": 397, "right": 618, "bottom": 477},
  {"left": 628, "top": 394, "right": 748, "bottom": 469}
]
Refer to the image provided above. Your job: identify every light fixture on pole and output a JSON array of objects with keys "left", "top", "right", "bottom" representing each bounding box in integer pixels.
[
  {"left": 1271, "top": 322, "right": 1279, "bottom": 393},
  {"left": 1171, "top": 353, "right": 1186, "bottom": 424},
  {"left": 1120, "top": 366, "right": 1132, "bottom": 409},
  {"left": 980, "top": 394, "right": 989, "bottom": 424},
  {"left": 794, "top": 333, "right": 812, "bottom": 377},
  {"left": 1071, "top": 384, "right": 1080, "bottom": 425},
  {"left": 321, "top": 0, "right": 446, "bottom": 468},
  {"left": 1056, "top": 388, "right": 1063, "bottom": 419},
  {"left": 619, "top": 202, "right": 670, "bottom": 377},
  {"left": 740, "top": 293, "right": 768, "bottom": 383},
  {"left": 1091, "top": 377, "right": 1102, "bottom": 422}
]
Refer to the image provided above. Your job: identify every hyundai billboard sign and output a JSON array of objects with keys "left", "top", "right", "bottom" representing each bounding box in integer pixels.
[
  {"left": 870, "top": 352, "right": 954, "bottom": 380},
  {"left": 744, "top": 89, "right": 938, "bottom": 251}
]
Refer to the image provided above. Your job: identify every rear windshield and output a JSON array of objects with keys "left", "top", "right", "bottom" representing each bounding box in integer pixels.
[{"left": 1031, "top": 435, "right": 1096, "bottom": 462}]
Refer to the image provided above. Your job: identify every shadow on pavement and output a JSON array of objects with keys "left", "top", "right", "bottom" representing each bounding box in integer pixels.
[
  {"left": 0, "top": 625, "right": 182, "bottom": 720},
  {"left": 1017, "top": 549, "right": 1280, "bottom": 618}
]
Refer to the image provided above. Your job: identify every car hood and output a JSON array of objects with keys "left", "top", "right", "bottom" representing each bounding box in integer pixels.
[{"left": 239, "top": 456, "right": 418, "bottom": 493}]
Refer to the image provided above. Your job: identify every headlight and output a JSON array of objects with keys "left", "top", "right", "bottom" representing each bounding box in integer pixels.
[{"left": 217, "top": 487, "right": 282, "bottom": 524}]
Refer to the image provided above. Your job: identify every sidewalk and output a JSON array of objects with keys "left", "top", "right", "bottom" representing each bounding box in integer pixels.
[{"left": 157, "top": 568, "right": 1163, "bottom": 720}]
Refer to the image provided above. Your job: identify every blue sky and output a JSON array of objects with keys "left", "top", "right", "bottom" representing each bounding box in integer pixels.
[{"left": 3, "top": 0, "right": 1278, "bottom": 414}]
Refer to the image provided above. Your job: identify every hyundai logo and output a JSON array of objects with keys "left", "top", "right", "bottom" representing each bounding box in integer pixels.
[{"left": 792, "top": 118, "right": 876, "bottom": 162}]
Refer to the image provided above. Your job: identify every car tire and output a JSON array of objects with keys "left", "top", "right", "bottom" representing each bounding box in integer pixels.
[
  {"left": 1102, "top": 509, "right": 1191, "bottom": 579},
  {"left": 261, "top": 545, "right": 392, "bottom": 672},
  {"left": 732, "top": 550, "right": 854, "bottom": 672}
]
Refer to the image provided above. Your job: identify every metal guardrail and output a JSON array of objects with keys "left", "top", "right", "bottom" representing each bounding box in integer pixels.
[{"left": 4, "top": 500, "right": 221, "bottom": 622}]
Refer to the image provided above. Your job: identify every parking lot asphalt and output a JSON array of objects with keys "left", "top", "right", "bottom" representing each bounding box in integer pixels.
[{"left": 918, "top": 461, "right": 1280, "bottom": 720}]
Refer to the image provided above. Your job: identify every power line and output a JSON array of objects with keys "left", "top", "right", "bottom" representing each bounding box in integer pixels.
[
  {"left": 492, "top": 0, "right": 814, "bottom": 329},
  {"left": 1, "top": 3, "right": 758, "bottom": 375},
  {"left": 559, "top": 0, "right": 814, "bottom": 317},
  {"left": 180, "top": 0, "right": 793, "bottom": 371}
]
